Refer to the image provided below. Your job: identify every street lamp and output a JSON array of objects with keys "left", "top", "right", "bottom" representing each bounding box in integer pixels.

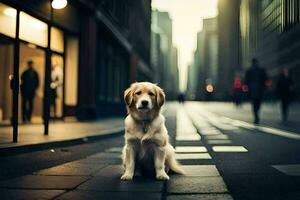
[{"left": 51, "top": 0, "right": 67, "bottom": 9}]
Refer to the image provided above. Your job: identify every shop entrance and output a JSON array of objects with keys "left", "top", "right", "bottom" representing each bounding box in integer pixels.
[{"left": 19, "top": 43, "right": 45, "bottom": 123}]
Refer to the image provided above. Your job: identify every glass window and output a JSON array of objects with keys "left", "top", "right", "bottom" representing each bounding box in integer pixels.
[
  {"left": 65, "top": 37, "right": 78, "bottom": 106},
  {"left": 51, "top": 27, "right": 64, "bottom": 53},
  {"left": 19, "top": 12, "right": 48, "bottom": 47},
  {"left": 0, "top": 3, "right": 16, "bottom": 38}
]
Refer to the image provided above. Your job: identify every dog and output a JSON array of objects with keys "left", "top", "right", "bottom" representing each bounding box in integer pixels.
[{"left": 121, "top": 82, "right": 184, "bottom": 181}]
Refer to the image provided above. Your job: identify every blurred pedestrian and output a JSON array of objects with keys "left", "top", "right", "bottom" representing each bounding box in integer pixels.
[
  {"left": 50, "top": 61, "right": 63, "bottom": 118},
  {"left": 276, "top": 68, "right": 293, "bottom": 122},
  {"left": 21, "top": 60, "right": 39, "bottom": 123},
  {"left": 178, "top": 93, "right": 185, "bottom": 104},
  {"left": 245, "top": 58, "right": 267, "bottom": 124}
]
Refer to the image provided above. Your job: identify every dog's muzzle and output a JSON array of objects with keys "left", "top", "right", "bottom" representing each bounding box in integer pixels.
[{"left": 137, "top": 100, "right": 150, "bottom": 111}]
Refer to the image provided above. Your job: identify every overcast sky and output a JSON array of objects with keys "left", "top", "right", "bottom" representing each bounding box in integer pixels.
[{"left": 152, "top": 0, "right": 218, "bottom": 91}]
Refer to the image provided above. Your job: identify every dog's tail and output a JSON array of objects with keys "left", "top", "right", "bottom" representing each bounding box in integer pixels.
[{"left": 166, "top": 156, "right": 185, "bottom": 174}]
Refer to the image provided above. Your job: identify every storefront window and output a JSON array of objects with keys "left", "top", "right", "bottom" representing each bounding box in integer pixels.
[
  {"left": 0, "top": 3, "right": 16, "bottom": 38},
  {"left": 19, "top": 12, "right": 48, "bottom": 47},
  {"left": 51, "top": 27, "right": 64, "bottom": 53},
  {"left": 65, "top": 37, "right": 78, "bottom": 106}
]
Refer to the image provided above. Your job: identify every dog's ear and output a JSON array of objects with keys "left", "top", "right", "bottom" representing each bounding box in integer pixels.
[
  {"left": 124, "top": 86, "right": 134, "bottom": 106},
  {"left": 156, "top": 87, "right": 165, "bottom": 107}
]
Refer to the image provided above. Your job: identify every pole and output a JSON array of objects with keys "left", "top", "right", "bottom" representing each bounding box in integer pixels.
[{"left": 12, "top": 10, "right": 20, "bottom": 143}]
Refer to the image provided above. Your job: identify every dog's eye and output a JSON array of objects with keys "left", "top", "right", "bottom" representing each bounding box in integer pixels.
[
  {"left": 135, "top": 91, "right": 142, "bottom": 95},
  {"left": 148, "top": 92, "right": 155, "bottom": 96}
]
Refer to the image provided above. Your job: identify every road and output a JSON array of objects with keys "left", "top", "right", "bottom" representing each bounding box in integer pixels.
[{"left": 0, "top": 102, "right": 300, "bottom": 200}]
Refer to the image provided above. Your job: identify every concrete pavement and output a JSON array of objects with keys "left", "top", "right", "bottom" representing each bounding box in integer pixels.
[
  {"left": 0, "top": 118, "right": 124, "bottom": 154},
  {"left": 0, "top": 102, "right": 300, "bottom": 199}
]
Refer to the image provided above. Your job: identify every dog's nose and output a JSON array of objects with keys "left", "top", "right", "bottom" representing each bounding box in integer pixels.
[{"left": 141, "top": 100, "right": 149, "bottom": 106}]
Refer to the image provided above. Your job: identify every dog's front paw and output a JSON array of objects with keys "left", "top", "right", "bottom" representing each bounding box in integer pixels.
[
  {"left": 121, "top": 173, "right": 133, "bottom": 181},
  {"left": 156, "top": 172, "right": 169, "bottom": 181}
]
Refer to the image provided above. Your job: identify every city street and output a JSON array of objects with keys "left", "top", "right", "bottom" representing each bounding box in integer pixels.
[{"left": 0, "top": 102, "right": 300, "bottom": 200}]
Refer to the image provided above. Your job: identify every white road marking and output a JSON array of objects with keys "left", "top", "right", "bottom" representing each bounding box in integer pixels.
[
  {"left": 175, "top": 146, "right": 207, "bottom": 153},
  {"left": 212, "top": 146, "right": 248, "bottom": 152},
  {"left": 175, "top": 153, "right": 212, "bottom": 160}
]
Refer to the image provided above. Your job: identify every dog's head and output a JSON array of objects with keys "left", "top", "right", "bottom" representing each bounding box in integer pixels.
[{"left": 124, "top": 82, "right": 165, "bottom": 119}]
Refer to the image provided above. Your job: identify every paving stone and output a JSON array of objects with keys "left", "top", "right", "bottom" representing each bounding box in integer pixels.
[
  {"left": 0, "top": 189, "right": 64, "bottom": 200},
  {"left": 87, "top": 152, "right": 121, "bottom": 159},
  {"left": 167, "top": 176, "right": 228, "bottom": 194},
  {"left": 217, "top": 160, "right": 276, "bottom": 175},
  {"left": 176, "top": 135, "right": 201, "bottom": 141},
  {"left": 179, "top": 159, "right": 215, "bottom": 166},
  {"left": 105, "top": 147, "right": 123, "bottom": 153},
  {"left": 223, "top": 173, "right": 300, "bottom": 193},
  {"left": 206, "top": 140, "right": 232, "bottom": 145},
  {"left": 204, "top": 135, "right": 229, "bottom": 140},
  {"left": 200, "top": 129, "right": 223, "bottom": 136},
  {"left": 94, "top": 165, "right": 124, "bottom": 178},
  {"left": 175, "top": 141, "right": 204, "bottom": 146},
  {"left": 175, "top": 146, "right": 207, "bottom": 153},
  {"left": 166, "top": 194, "right": 233, "bottom": 200},
  {"left": 80, "top": 157, "right": 122, "bottom": 165},
  {"left": 56, "top": 191, "right": 161, "bottom": 200},
  {"left": 79, "top": 176, "right": 164, "bottom": 192},
  {"left": 176, "top": 165, "right": 220, "bottom": 177},
  {"left": 35, "top": 162, "right": 106, "bottom": 176},
  {"left": 0, "top": 175, "right": 88, "bottom": 189},
  {"left": 175, "top": 153, "right": 212, "bottom": 160}
]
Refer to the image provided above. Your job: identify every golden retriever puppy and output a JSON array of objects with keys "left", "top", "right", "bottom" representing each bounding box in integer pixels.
[{"left": 121, "top": 82, "right": 184, "bottom": 181}]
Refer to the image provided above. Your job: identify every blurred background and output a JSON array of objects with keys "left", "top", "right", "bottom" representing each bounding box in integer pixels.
[{"left": 0, "top": 0, "right": 299, "bottom": 141}]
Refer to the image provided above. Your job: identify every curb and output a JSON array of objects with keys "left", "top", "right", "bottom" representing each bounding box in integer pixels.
[{"left": 0, "top": 128, "right": 124, "bottom": 156}]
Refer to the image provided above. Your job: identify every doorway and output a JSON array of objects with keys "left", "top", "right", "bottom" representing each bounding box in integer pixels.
[{"left": 19, "top": 43, "right": 45, "bottom": 123}]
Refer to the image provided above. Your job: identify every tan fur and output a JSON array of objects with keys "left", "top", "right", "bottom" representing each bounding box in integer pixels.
[{"left": 121, "top": 82, "right": 184, "bottom": 181}]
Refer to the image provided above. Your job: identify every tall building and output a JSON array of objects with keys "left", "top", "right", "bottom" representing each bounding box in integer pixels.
[
  {"left": 240, "top": 0, "right": 300, "bottom": 100},
  {"left": 217, "top": 0, "right": 241, "bottom": 100},
  {"left": 151, "top": 9, "right": 179, "bottom": 99},
  {"left": 0, "top": 0, "right": 152, "bottom": 139},
  {"left": 188, "top": 17, "right": 218, "bottom": 100}
]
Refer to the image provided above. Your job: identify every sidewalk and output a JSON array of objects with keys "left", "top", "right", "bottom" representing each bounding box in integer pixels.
[
  {"left": 0, "top": 118, "right": 124, "bottom": 153},
  {"left": 195, "top": 101, "right": 300, "bottom": 133}
]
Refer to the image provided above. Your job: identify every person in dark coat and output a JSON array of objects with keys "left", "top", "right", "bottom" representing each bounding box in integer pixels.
[
  {"left": 245, "top": 58, "right": 267, "bottom": 124},
  {"left": 276, "top": 68, "right": 293, "bottom": 122},
  {"left": 21, "top": 60, "right": 39, "bottom": 123}
]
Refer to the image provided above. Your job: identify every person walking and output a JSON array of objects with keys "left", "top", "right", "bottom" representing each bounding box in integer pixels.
[
  {"left": 245, "top": 58, "right": 267, "bottom": 124},
  {"left": 276, "top": 68, "right": 293, "bottom": 122},
  {"left": 20, "top": 60, "right": 39, "bottom": 123}
]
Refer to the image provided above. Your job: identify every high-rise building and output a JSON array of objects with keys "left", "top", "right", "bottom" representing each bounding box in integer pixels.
[
  {"left": 151, "top": 9, "right": 179, "bottom": 99},
  {"left": 217, "top": 0, "right": 241, "bottom": 100},
  {"left": 188, "top": 17, "right": 218, "bottom": 100}
]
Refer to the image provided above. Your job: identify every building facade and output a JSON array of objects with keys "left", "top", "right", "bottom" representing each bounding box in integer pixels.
[
  {"left": 240, "top": 0, "right": 300, "bottom": 100},
  {"left": 151, "top": 9, "right": 179, "bottom": 99},
  {"left": 0, "top": 0, "right": 152, "bottom": 141},
  {"left": 217, "top": 0, "right": 241, "bottom": 100},
  {"left": 188, "top": 18, "right": 218, "bottom": 100}
]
